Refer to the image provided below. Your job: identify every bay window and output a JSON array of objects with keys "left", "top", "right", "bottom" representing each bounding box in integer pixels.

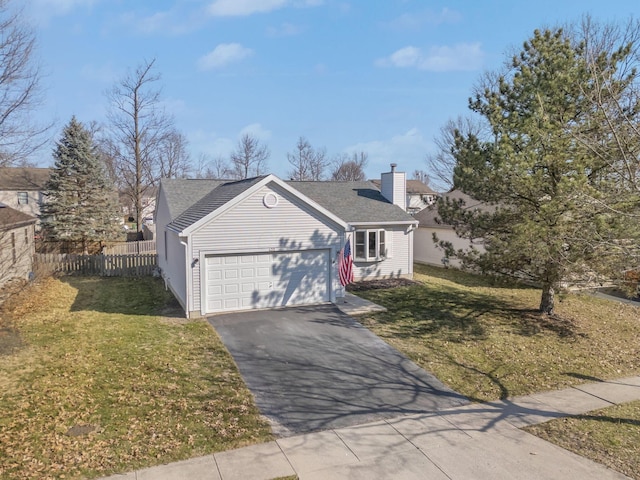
[{"left": 354, "top": 229, "right": 387, "bottom": 261}]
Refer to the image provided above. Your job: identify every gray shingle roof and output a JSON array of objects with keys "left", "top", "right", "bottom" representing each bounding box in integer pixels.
[
  {"left": 289, "top": 180, "right": 414, "bottom": 223},
  {"left": 167, "top": 177, "right": 266, "bottom": 232},
  {"left": 415, "top": 189, "right": 491, "bottom": 228},
  {"left": 161, "top": 176, "right": 415, "bottom": 232},
  {"left": 0, "top": 204, "right": 36, "bottom": 230},
  {"left": 159, "top": 178, "right": 225, "bottom": 222}
]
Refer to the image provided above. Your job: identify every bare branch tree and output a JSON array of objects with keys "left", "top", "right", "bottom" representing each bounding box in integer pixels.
[
  {"left": 229, "top": 133, "right": 269, "bottom": 179},
  {"left": 0, "top": 0, "right": 50, "bottom": 166},
  {"left": 104, "top": 58, "right": 172, "bottom": 232},
  {"left": 411, "top": 169, "right": 431, "bottom": 186},
  {"left": 194, "top": 153, "right": 231, "bottom": 179},
  {"left": 426, "top": 115, "right": 486, "bottom": 191},
  {"left": 157, "top": 129, "right": 191, "bottom": 179},
  {"left": 568, "top": 15, "right": 640, "bottom": 196},
  {"left": 330, "top": 151, "right": 368, "bottom": 181},
  {"left": 287, "top": 136, "right": 329, "bottom": 180}
]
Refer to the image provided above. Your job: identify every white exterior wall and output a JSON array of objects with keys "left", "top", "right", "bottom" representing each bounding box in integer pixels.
[
  {"left": 414, "top": 226, "right": 485, "bottom": 268},
  {"left": 190, "top": 184, "right": 343, "bottom": 315},
  {"left": 155, "top": 187, "right": 188, "bottom": 310},
  {"left": 380, "top": 171, "right": 407, "bottom": 211},
  {"left": 352, "top": 226, "right": 413, "bottom": 280}
]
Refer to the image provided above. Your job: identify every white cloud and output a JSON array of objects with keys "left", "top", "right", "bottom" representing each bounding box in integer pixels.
[
  {"left": 386, "top": 8, "right": 461, "bottom": 31},
  {"left": 189, "top": 123, "right": 272, "bottom": 159},
  {"left": 190, "top": 130, "right": 236, "bottom": 157},
  {"left": 375, "top": 43, "right": 484, "bottom": 72},
  {"left": 207, "top": 0, "right": 322, "bottom": 17},
  {"left": 344, "top": 128, "right": 430, "bottom": 175},
  {"left": 116, "top": 7, "right": 207, "bottom": 36},
  {"left": 28, "top": 0, "right": 97, "bottom": 24},
  {"left": 197, "top": 43, "right": 254, "bottom": 71},
  {"left": 240, "top": 123, "right": 272, "bottom": 141}
]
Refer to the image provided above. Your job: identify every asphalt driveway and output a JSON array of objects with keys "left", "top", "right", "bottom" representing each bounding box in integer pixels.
[{"left": 208, "top": 304, "right": 468, "bottom": 436}]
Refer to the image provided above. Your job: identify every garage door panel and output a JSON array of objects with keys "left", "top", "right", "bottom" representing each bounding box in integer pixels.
[{"left": 205, "top": 250, "right": 330, "bottom": 314}]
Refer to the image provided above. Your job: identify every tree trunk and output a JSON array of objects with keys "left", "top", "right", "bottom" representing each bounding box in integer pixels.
[{"left": 539, "top": 283, "right": 555, "bottom": 315}]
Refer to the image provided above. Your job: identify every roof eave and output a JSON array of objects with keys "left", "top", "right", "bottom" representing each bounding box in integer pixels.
[{"left": 350, "top": 220, "right": 418, "bottom": 227}]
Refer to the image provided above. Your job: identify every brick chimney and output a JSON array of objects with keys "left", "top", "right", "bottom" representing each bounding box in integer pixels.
[{"left": 380, "top": 163, "right": 406, "bottom": 210}]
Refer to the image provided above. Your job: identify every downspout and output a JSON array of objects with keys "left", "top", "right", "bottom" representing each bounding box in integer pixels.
[{"left": 180, "top": 237, "right": 191, "bottom": 318}]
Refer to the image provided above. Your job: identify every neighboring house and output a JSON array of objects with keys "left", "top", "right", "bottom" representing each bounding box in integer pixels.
[
  {"left": 155, "top": 164, "right": 417, "bottom": 317},
  {"left": 370, "top": 178, "right": 438, "bottom": 214},
  {"left": 414, "top": 189, "right": 487, "bottom": 268},
  {"left": 120, "top": 186, "right": 157, "bottom": 223},
  {"left": 0, "top": 167, "right": 51, "bottom": 221},
  {"left": 0, "top": 202, "right": 37, "bottom": 288}
]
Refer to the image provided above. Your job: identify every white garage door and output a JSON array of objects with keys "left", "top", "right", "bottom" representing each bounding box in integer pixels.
[{"left": 204, "top": 250, "right": 331, "bottom": 313}]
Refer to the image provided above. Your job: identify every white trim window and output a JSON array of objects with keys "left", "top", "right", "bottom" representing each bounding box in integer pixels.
[{"left": 354, "top": 229, "right": 388, "bottom": 261}]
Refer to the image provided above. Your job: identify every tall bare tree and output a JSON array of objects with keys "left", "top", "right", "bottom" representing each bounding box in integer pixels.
[
  {"left": 105, "top": 58, "right": 172, "bottom": 233},
  {"left": 287, "top": 136, "right": 329, "bottom": 180},
  {"left": 229, "top": 133, "right": 269, "bottom": 179},
  {"left": 194, "top": 153, "right": 231, "bottom": 179},
  {"left": 330, "top": 151, "right": 368, "bottom": 181},
  {"left": 157, "top": 129, "right": 191, "bottom": 180},
  {"left": 0, "top": 0, "right": 50, "bottom": 166}
]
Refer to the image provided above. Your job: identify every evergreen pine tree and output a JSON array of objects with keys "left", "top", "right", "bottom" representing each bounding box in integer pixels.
[
  {"left": 41, "top": 116, "right": 121, "bottom": 253},
  {"left": 439, "top": 28, "right": 640, "bottom": 315}
]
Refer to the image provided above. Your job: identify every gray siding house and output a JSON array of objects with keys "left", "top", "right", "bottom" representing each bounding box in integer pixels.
[
  {"left": 155, "top": 165, "right": 417, "bottom": 317},
  {"left": 0, "top": 203, "right": 36, "bottom": 288},
  {"left": 0, "top": 167, "right": 51, "bottom": 222}
]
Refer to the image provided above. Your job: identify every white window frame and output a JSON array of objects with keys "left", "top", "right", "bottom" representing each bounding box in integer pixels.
[
  {"left": 17, "top": 192, "right": 28, "bottom": 205},
  {"left": 354, "top": 229, "right": 387, "bottom": 262}
]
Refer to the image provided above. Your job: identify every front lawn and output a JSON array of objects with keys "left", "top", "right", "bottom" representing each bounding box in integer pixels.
[
  {"left": 356, "top": 264, "right": 640, "bottom": 402},
  {"left": 524, "top": 401, "right": 640, "bottom": 480},
  {"left": 0, "top": 276, "right": 271, "bottom": 480}
]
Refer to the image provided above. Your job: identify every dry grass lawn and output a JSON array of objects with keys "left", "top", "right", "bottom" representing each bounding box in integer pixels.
[
  {"left": 524, "top": 401, "right": 640, "bottom": 480},
  {"left": 357, "top": 264, "right": 640, "bottom": 402},
  {"left": 0, "top": 276, "right": 271, "bottom": 480},
  {"left": 355, "top": 264, "right": 640, "bottom": 479}
]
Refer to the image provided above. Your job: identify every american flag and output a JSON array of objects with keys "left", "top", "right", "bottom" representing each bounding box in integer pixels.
[{"left": 338, "top": 238, "right": 354, "bottom": 286}]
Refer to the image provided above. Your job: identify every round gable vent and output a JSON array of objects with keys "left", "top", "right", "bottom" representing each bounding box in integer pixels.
[{"left": 263, "top": 192, "right": 279, "bottom": 208}]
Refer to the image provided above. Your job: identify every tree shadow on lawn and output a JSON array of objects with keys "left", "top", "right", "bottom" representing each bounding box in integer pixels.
[
  {"left": 414, "top": 263, "right": 531, "bottom": 290},
  {"left": 61, "top": 276, "right": 181, "bottom": 317},
  {"left": 360, "top": 283, "right": 581, "bottom": 343}
]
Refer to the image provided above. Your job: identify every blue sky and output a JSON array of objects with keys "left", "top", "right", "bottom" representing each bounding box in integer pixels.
[{"left": 26, "top": 0, "right": 639, "bottom": 185}]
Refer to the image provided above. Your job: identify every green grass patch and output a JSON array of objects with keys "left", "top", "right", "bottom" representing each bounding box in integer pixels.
[
  {"left": 0, "top": 276, "right": 271, "bottom": 479},
  {"left": 357, "top": 264, "right": 640, "bottom": 402},
  {"left": 524, "top": 401, "right": 640, "bottom": 480}
]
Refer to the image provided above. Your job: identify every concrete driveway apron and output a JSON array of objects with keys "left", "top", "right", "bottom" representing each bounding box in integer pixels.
[{"left": 208, "top": 304, "right": 468, "bottom": 436}]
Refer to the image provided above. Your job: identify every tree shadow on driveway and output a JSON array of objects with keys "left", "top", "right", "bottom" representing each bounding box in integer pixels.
[{"left": 208, "top": 305, "right": 469, "bottom": 436}]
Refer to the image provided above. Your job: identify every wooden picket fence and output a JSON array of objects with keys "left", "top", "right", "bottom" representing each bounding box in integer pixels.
[
  {"left": 35, "top": 253, "right": 157, "bottom": 277},
  {"left": 102, "top": 240, "right": 156, "bottom": 255}
]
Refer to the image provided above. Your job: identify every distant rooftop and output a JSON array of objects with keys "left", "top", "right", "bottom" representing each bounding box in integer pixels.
[{"left": 0, "top": 167, "right": 51, "bottom": 191}]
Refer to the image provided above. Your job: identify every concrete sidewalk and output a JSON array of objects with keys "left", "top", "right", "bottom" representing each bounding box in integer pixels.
[{"left": 103, "top": 376, "right": 640, "bottom": 480}]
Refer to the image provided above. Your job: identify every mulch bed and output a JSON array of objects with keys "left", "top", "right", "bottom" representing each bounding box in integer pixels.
[{"left": 347, "top": 277, "right": 418, "bottom": 292}]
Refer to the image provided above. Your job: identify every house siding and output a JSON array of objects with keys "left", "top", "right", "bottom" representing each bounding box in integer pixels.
[
  {"left": 155, "top": 186, "right": 188, "bottom": 310},
  {"left": 352, "top": 226, "right": 413, "bottom": 280},
  {"left": 414, "top": 226, "right": 484, "bottom": 268},
  {"left": 190, "top": 183, "right": 343, "bottom": 314},
  {"left": 0, "top": 223, "right": 35, "bottom": 288},
  {"left": 0, "top": 190, "right": 42, "bottom": 219}
]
